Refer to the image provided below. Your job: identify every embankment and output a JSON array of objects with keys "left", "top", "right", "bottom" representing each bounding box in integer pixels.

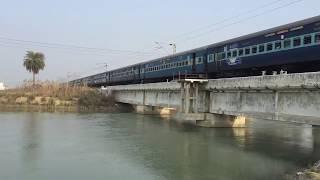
[{"left": 0, "top": 82, "right": 132, "bottom": 113}]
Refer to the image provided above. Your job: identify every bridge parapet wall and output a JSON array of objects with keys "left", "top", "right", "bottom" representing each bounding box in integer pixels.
[
  {"left": 108, "top": 82, "right": 181, "bottom": 91},
  {"left": 106, "top": 81, "right": 181, "bottom": 109},
  {"left": 204, "top": 72, "right": 320, "bottom": 90}
]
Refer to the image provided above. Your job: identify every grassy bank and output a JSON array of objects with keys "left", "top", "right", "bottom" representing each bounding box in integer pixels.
[{"left": 0, "top": 81, "right": 125, "bottom": 112}]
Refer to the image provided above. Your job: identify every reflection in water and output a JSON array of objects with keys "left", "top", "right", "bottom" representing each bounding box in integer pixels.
[
  {"left": 21, "top": 113, "right": 42, "bottom": 174},
  {"left": 0, "top": 112, "right": 319, "bottom": 180},
  {"left": 103, "top": 115, "right": 319, "bottom": 180}
]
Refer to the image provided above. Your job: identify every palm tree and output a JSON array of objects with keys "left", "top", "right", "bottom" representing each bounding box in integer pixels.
[{"left": 23, "top": 51, "right": 45, "bottom": 86}]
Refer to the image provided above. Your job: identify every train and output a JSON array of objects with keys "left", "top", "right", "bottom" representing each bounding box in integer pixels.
[{"left": 70, "top": 15, "right": 320, "bottom": 87}]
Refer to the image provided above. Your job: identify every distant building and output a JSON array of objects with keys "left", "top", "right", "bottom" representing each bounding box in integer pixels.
[{"left": 0, "top": 82, "right": 5, "bottom": 90}]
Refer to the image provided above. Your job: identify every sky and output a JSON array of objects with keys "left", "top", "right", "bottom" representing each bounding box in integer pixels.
[{"left": 0, "top": 0, "right": 320, "bottom": 87}]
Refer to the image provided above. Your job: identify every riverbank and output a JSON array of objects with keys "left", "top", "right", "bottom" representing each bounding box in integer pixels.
[
  {"left": 284, "top": 161, "right": 320, "bottom": 180},
  {"left": 0, "top": 81, "right": 131, "bottom": 113}
]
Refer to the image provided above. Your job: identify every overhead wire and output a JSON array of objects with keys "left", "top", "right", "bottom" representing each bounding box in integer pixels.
[
  {"left": 172, "top": 0, "right": 288, "bottom": 41},
  {"left": 176, "top": 0, "right": 305, "bottom": 43},
  {"left": 0, "top": 36, "right": 154, "bottom": 56},
  {"left": 0, "top": 39, "right": 162, "bottom": 59}
]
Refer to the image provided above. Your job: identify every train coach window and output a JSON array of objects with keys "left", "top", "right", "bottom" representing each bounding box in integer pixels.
[
  {"left": 245, "top": 48, "right": 250, "bottom": 55},
  {"left": 284, "top": 39, "right": 291, "bottom": 48},
  {"left": 232, "top": 50, "right": 237, "bottom": 57},
  {"left": 304, "top": 35, "right": 312, "bottom": 45},
  {"left": 216, "top": 53, "right": 222, "bottom": 60},
  {"left": 238, "top": 49, "right": 244, "bottom": 56},
  {"left": 252, "top": 46, "right": 257, "bottom": 54},
  {"left": 275, "top": 41, "right": 282, "bottom": 49},
  {"left": 267, "top": 43, "right": 273, "bottom": 51},
  {"left": 227, "top": 52, "right": 232, "bottom": 58},
  {"left": 293, "top": 37, "right": 301, "bottom": 47},
  {"left": 208, "top": 54, "right": 214, "bottom": 62},
  {"left": 315, "top": 34, "right": 320, "bottom": 43},
  {"left": 221, "top": 52, "right": 226, "bottom": 59},
  {"left": 259, "top": 45, "right": 265, "bottom": 52},
  {"left": 197, "top": 57, "right": 203, "bottom": 64}
]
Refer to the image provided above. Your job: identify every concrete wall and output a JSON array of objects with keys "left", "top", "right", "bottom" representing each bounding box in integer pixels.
[{"left": 113, "top": 90, "right": 180, "bottom": 108}]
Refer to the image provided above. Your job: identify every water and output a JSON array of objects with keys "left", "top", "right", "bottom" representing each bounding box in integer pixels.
[{"left": 0, "top": 112, "right": 319, "bottom": 180}]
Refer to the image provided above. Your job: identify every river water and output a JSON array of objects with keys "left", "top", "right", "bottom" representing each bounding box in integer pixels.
[{"left": 0, "top": 112, "right": 319, "bottom": 180}]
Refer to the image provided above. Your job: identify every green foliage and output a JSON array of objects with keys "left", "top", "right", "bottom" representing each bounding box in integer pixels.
[{"left": 23, "top": 51, "right": 46, "bottom": 85}]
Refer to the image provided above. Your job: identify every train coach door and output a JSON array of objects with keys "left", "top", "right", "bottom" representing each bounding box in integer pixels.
[
  {"left": 194, "top": 52, "right": 206, "bottom": 75},
  {"left": 192, "top": 53, "right": 196, "bottom": 74},
  {"left": 216, "top": 54, "right": 221, "bottom": 72}
]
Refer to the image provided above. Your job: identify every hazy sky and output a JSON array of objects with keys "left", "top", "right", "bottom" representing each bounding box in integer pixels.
[{"left": 0, "top": 0, "right": 320, "bottom": 86}]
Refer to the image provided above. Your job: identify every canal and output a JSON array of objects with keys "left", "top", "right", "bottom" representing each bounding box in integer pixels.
[{"left": 0, "top": 112, "right": 319, "bottom": 180}]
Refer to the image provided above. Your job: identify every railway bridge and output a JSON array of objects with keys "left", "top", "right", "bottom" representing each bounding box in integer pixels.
[{"left": 104, "top": 72, "right": 320, "bottom": 127}]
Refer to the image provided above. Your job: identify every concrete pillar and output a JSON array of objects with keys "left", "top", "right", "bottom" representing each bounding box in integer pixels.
[
  {"left": 195, "top": 84, "right": 199, "bottom": 113},
  {"left": 274, "top": 91, "right": 279, "bottom": 120},
  {"left": 180, "top": 81, "right": 201, "bottom": 114},
  {"left": 185, "top": 83, "right": 190, "bottom": 113},
  {"left": 204, "top": 91, "right": 210, "bottom": 113},
  {"left": 197, "top": 113, "right": 246, "bottom": 128},
  {"left": 134, "top": 105, "right": 176, "bottom": 116},
  {"left": 135, "top": 105, "right": 154, "bottom": 114},
  {"left": 180, "top": 82, "right": 185, "bottom": 112},
  {"left": 142, "top": 90, "right": 146, "bottom": 105}
]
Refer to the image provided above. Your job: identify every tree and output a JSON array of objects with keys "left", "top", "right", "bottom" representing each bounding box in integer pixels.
[{"left": 23, "top": 51, "right": 45, "bottom": 86}]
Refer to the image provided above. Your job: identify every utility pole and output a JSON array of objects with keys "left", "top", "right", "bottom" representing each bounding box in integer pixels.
[
  {"left": 169, "top": 43, "right": 176, "bottom": 54},
  {"left": 96, "top": 63, "right": 108, "bottom": 71},
  {"left": 154, "top": 42, "right": 176, "bottom": 55}
]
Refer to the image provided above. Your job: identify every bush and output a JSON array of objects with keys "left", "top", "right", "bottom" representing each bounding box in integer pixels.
[
  {"left": 40, "top": 97, "right": 46, "bottom": 103},
  {"left": 27, "top": 95, "right": 35, "bottom": 104},
  {"left": 48, "top": 98, "right": 55, "bottom": 106},
  {"left": 78, "top": 90, "right": 114, "bottom": 107}
]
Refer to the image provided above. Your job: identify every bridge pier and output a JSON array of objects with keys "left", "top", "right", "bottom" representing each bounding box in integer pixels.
[
  {"left": 176, "top": 79, "right": 246, "bottom": 128},
  {"left": 197, "top": 114, "right": 246, "bottom": 128},
  {"left": 134, "top": 105, "right": 176, "bottom": 116}
]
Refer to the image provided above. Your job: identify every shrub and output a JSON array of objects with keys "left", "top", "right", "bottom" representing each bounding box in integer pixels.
[
  {"left": 48, "top": 98, "right": 55, "bottom": 106},
  {"left": 40, "top": 97, "right": 46, "bottom": 103},
  {"left": 27, "top": 95, "right": 35, "bottom": 104},
  {"left": 78, "top": 90, "right": 114, "bottom": 107}
]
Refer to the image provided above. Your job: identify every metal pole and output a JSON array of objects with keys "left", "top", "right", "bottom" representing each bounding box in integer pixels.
[{"left": 169, "top": 43, "right": 176, "bottom": 54}]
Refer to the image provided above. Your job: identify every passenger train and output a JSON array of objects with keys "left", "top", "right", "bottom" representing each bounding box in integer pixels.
[{"left": 70, "top": 15, "right": 320, "bottom": 87}]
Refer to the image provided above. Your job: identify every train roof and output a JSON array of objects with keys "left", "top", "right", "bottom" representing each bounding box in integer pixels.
[{"left": 77, "top": 15, "right": 320, "bottom": 78}]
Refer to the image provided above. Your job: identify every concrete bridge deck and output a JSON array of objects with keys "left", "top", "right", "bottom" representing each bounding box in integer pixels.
[{"left": 105, "top": 72, "right": 320, "bottom": 127}]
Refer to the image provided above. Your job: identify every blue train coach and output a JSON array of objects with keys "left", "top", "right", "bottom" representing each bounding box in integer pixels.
[{"left": 70, "top": 15, "right": 320, "bottom": 87}]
